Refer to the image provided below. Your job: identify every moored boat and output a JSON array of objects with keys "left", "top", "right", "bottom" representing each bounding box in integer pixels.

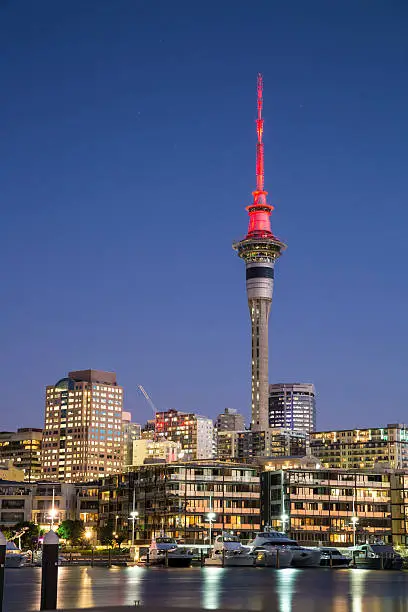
[
  {"left": 205, "top": 533, "right": 255, "bottom": 567},
  {"left": 319, "top": 547, "right": 351, "bottom": 568},
  {"left": 146, "top": 536, "right": 194, "bottom": 567},
  {"left": 351, "top": 543, "right": 402, "bottom": 570},
  {"left": 253, "top": 545, "right": 293, "bottom": 568},
  {"left": 248, "top": 529, "right": 321, "bottom": 568}
]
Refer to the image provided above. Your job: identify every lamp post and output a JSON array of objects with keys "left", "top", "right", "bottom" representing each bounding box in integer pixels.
[
  {"left": 281, "top": 513, "right": 289, "bottom": 534},
  {"left": 207, "top": 512, "right": 216, "bottom": 547},
  {"left": 48, "top": 487, "right": 58, "bottom": 531},
  {"left": 48, "top": 509, "right": 58, "bottom": 532},
  {"left": 129, "top": 511, "right": 139, "bottom": 547},
  {"left": 351, "top": 515, "right": 359, "bottom": 548}
]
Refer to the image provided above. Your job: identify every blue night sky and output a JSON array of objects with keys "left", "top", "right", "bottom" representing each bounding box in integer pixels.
[{"left": 1, "top": 1, "right": 408, "bottom": 432}]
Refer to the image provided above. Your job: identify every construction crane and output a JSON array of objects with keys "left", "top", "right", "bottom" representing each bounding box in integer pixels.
[{"left": 137, "top": 385, "right": 158, "bottom": 414}]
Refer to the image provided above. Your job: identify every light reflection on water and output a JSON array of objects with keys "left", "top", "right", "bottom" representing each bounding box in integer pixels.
[
  {"left": 4, "top": 566, "right": 408, "bottom": 611},
  {"left": 276, "top": 568, "right": 299, "bottom": 612},
  {"left": 351, "top": 569, "right": 368, "bottom": 612},
  {"left": 201, "top": 567, "right": 224, "bottom": 609}
]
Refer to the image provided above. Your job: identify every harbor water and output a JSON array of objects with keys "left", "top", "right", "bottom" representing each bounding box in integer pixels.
[{"left": 4, "top": 565, "right": 408, "bottom": 611}]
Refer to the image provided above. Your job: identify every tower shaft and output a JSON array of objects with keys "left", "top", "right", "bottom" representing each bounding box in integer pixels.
[{"left": 250, "top": 298, "right": 271, "bottom": 431}]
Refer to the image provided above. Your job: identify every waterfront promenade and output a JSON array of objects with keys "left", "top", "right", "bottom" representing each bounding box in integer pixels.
[{"left": 4, "top": 565, "right": 408, "bottom": 611}]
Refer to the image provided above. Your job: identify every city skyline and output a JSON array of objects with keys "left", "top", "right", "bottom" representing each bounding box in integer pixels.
[{"left": 2, "top": 2, "right": 408, "bottom": 432}]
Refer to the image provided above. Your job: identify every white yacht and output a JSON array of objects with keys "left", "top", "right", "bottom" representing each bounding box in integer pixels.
[
  {"left": 252, "top": 544, "right": 293, "bottom": 568},
  {"left": 248, "top": 530, "right": 321, "bottom": 568},
  {"left": 205, "top": 533, "right": 255, "bottom": 567},
  {"left": 5, "top": 542, "right": 26, "bottom": 568},
  {"left": 147, "top": 536, "right": 193, "bottom": 567}
]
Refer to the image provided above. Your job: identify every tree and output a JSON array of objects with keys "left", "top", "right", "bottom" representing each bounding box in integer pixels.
[
  {"left": 0, "top": 526, "right": 13, "bottom": 540},
  {"left": 115, "top": 530, "right": 127, "bottom": 549},
  {"left": 57, "top": 519, "right": 85, "bottom": 545},
  {"left": 99, "top": 525, "right": 114, "bottom": 546}
]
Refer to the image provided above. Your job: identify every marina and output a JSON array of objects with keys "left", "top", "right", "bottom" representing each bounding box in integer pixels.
[{"left": 3, "top": 565, "right": 408, "bottom": 611}]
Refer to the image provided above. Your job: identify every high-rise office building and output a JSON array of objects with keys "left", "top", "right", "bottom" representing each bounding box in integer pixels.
[
  {"left": 41, "top": 369, "right": 124, "bottom": 483},
  {"left": 154, "top": 409, "right": 215, "bottom": 460},
  {"left": 215, "top": 408, "right": 245, "bottom": 432},
  {"left": 233, "top": 74, "right": 286, "bottom": 434},
  {"left": 310, "top": 424, "right": 408, "bottom": 470},
  {"left": 0, "top": 428, "right": 43, "bottom": 482},
  {"left": 269, "top": 383, "right": 316, "bottom": 433}
]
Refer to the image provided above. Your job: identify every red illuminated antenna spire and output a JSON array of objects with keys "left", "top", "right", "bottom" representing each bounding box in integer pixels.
[
  {"left": 256, "top": 72, "right": 264, "bottom": 193},
  {"left": 245, "top": 73, "right": 274, "bottom": 236}
]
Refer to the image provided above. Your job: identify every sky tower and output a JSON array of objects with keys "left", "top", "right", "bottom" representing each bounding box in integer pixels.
[{"left": 233, "top": 74, "right": 286, "bottom": 433}]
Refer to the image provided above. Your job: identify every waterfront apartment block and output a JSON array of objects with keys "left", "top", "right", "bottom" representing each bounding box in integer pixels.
[
  {"left": 41, "top": 370, "right": 124, "bottom": 483},
  {"left": 261, "top": 467, "right": 408, "bottom": 547},
  {"left": 31, "top": 481, "right": 77, "bottom": 529},
  {"left": 0, "top": 428, "right": 43, "bottom": 482},
  {"left": 269, "top": 383, "right": 316, "bottom": 433},
  {"left": 76, "top": 482, "right": 100, "bottom": 529},
  {"left": 0, "top": 480, "right": 76, "bottom": 529},
  {"left": 98, "top": 460, "right": 260, "bottom": 543},
  {"left": 154, "top": 410, "right": 215, "bottom": 460},
  {"left": 0, "top": 480, "right": 33, "bottom": 526},
  {"left": 310, "top": 424, "right": 408, "bottom": 470}
]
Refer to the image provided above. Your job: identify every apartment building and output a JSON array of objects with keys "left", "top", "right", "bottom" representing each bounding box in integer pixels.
[
  {"left": 261, "top": 467, "right": 405, "bottom": 546},
  {"left": 236, "top": 428, "right": 308, "bottom": 461},
  {"left": 310, "top": 424, "right": 408, "bottom": 470},
  {"left": 99, "top": 460, "right": 260, "bottom": 543},
  {"left": 0, "top": 428, "right": 43, "bottom": 482},
  {"left": 154, "top": 410, "right": 215, "bottom": 460}
]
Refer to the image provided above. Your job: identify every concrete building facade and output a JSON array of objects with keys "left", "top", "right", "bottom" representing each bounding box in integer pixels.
[
  {"left": 269, "top": 383, "right": 316, "bottom": 433},
  {"left": 215, "top": 408, "right": 245, "bottom": 432},
  {"left": 41, "top": 369, "right": 124, "bottom": 483},
  {"left": 310, "top": 424, "right": 408, "bottom": 470}
]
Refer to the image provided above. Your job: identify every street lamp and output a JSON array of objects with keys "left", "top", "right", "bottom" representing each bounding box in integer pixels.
[
  {"left": 115, "top": 514, "right": 119, "bottom": 536},
  {"left": 128, "top": 511, "right": 139, "bottom": 547},
  {"left": 207, "top": 511, "right": 216, "bottom": 547},
  {"left": 351, "top": 515, "right": 359, "bottom": 547},
  {"left": 281, "top": 513, "right": 289, "bottom": 533},
  {"left": 48, "top": 508, "right": 58, "bottom": 531}
]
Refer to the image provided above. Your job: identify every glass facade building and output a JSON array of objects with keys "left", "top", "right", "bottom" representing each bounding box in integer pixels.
[{"left": 269, "top": 383, "right": 316, "bottom": 433}]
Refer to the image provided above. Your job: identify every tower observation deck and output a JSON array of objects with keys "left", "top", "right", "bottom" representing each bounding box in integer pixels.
[{"left": 233, "top": 74, "right": 286, "bottom": 433}]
